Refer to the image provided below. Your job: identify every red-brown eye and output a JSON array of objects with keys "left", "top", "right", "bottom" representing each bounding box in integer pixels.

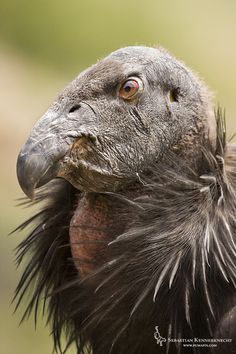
[{"left": 118, "top": 77, "right": 143, "bottom": 100}]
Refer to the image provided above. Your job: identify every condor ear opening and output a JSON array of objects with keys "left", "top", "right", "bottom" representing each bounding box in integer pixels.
[{"left": 169, "top": 88, "right": 179, "bottom": 103}]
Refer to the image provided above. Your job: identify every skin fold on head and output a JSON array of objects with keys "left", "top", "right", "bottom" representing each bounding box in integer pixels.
[{"left": 15, "top": 46, "right": 236, "bottom": 354}]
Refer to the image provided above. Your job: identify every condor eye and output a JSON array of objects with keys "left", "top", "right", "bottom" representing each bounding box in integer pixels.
[{"left": 118, "top": 77, "right": 143, "bottom": 100}]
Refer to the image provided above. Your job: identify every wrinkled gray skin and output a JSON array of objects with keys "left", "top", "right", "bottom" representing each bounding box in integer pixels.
[{"left": 17, "top": 46, "right": 215, "bottom": 198}]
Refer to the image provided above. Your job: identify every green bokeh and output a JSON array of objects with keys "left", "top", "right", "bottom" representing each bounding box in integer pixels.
[{"left": 0, "top": 1, "right": 235, "bottom": 353}]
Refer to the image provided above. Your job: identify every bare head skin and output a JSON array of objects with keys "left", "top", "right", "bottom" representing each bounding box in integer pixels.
[{"left": 17, "top": 46, "right": 215, "bottom": 198}]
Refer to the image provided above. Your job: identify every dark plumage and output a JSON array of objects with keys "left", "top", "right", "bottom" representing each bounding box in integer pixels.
[{"left": 15, "top": 46, "right": 236, "bottom": 354}]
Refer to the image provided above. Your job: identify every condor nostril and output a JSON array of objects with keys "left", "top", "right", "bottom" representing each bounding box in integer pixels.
[{"left": 69, "top": 104, "right": 81, "bottom": 113}]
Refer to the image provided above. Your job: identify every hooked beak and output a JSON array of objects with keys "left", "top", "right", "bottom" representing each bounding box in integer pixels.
[
  {"left": 17, "top": 141, "right": 62, "bottom": 200},
  {"left": 17, "top": 103, "right": 97, "bottom": 199}
]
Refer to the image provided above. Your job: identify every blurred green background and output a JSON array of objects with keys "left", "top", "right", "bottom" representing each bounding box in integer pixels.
[{"left": 0, "top": 0, "right": 235, "bottom": 353}]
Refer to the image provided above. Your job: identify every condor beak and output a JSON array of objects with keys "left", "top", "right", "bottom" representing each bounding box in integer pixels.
[
  {"left": 17, "top": 103, "right": 97, "bottom": 200},
  {"left": 17, "top": 140, "right": 63, "bottom": 200}
]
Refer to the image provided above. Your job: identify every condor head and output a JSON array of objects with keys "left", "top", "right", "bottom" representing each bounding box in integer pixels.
[{"left": 16, "top": 46, "right": 215, "bottom": 200}]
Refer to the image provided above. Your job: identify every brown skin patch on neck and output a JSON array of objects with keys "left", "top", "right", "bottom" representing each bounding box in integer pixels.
[{"left": 69, "top": 193, "right": 125, "bottom": 276}]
